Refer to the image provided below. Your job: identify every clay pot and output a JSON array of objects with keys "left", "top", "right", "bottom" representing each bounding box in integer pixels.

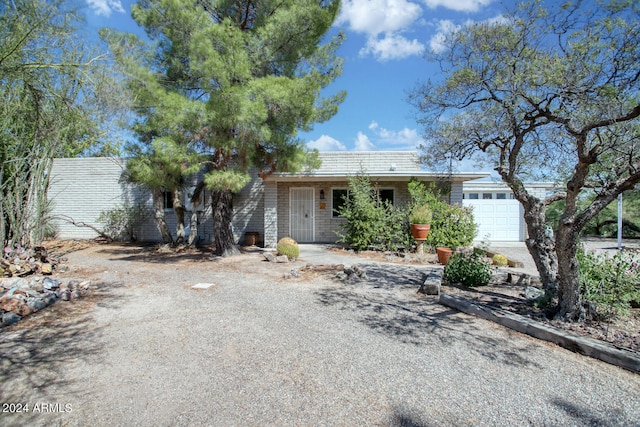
[{"left": 436, "top": 247, "right": 453, "bottom": 265}]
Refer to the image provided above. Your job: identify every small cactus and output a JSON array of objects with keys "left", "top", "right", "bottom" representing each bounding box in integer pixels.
[
  {"left": 277, "top": 237, "right": 299, "bottom": 261},
  {"left": 492, "top": 254, "right": 508, "bottom": 267}
]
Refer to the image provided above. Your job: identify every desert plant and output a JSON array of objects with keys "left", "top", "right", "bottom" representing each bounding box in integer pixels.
[
  {"left": 444, "top": 251, "right": 493, "bottom": 287},
  {"left": 97, "top": 202, "right": 147, "bottom": 242},
  {"left": 492, "top": 254, "right": 508, "bottom": 267},
  {"left": 336, "top": 174, "right": 411, "bottom": 252},
  {"left": 409, "top": 204, "right": 432, "bottom": 224},
  {"left": 577, "top": 249, "right": 640, "bottom": 318},
  {"left": 277, "top": 237, "right": 300, "bottom": 260}
]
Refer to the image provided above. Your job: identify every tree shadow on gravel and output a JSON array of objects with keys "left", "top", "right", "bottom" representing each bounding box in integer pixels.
[
  {"left": 315, "top": 263, "right": 543, "bottom": 368},
  {"left": 0, "top": 284, "right": 126, "bottom": 405},
  {"left": 549, "top": 397, "right": 631, "bottom": 425}
]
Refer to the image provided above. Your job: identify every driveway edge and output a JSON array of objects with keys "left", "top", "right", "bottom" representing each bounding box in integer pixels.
[{"left": 439, "top": 293, "right": 640, "bottom": 374}]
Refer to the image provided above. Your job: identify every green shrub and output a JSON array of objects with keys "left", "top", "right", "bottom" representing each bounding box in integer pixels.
[
  {"left": 97, "top": 202, "right": 147, "bottom": 242},
  {"left": 492, "top": 254, "right": 508, "bottom": 267},
  {"left": 336, "top": 174, "right": 411, "bottom": 252},
  {"left": 427, "top": 203, "right": 477, "bottom": 249},
  {"left": 577, "top": 249, "right": 640, "bottom": 318},
  {"left": 409, "top": 204, "right": 432, "bottom": 224},
  {"left": 407, "top": 179, "right": 476, "bottom": 249},
  {"left": 277, "top": 237, "right": 300, "bottom": 260},
  {"left": 444, "top": 251, "right": 493, "bottom": 287}
]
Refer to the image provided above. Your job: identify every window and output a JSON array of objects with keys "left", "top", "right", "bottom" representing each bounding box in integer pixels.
[
  {"left": 468, "top": 193, "right": 479, "bottom": 199},
  {"left": 483, "top": 193, "right": 493, "bottom": 199},
  {"left": 332, "top": 189, "right": 348, "bottom": 218},
  {"left": 496, "top": 193, "right": 507, "bottom": 199},
  {"left": 378, "top": 189, "right": 394, "bottom": 205},
  {"left": 163, "top": 191, "right": 173, "bottom": 209},
  {"left": 331, "top": 188, "right": 395, "bottom": 218}
]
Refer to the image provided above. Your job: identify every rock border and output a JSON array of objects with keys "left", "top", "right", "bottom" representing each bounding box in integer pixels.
[{"left": 439, "top": 293, "right": 640, "bottom": 374}]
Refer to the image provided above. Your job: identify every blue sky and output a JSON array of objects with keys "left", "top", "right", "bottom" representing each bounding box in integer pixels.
[{"left": 83, "top": 0, "right": 506, "bottom": 154}]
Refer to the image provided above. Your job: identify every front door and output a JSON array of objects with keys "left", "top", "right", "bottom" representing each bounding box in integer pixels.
[{"left": 290, "top": 188, "right": 314, "bottom": 242}]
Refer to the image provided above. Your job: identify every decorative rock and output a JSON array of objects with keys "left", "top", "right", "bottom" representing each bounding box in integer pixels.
[
  {"left": 275, "top": 255, "right": 290, "bottom": 263},
  {"left": 2, "top": 312, "right": 21, "bottom": 326},
  {"left": 0, "top": 297, "right": 33, "bottom": 316},
  {"left": 43, "top": 293, "right": 58, "bottom": 306},
  {"left": 27, "top": 298, "right": 47, "bottom": 311},
  {"left": 263, "top": 252, "right": 276, "bottom": 262},
  {"left": 40, "top": 263, "right": 53, "bottom": 274},
  {"left": 43, "top": 277, "right": 60, "bottom": 290},
  {"left": 290, "top": 268, "right": 300, "bottom": 278},
  {"left": 418, "top": 269, "right": 443, "bottom": 295},
  {"left": 57, "top": 288, "right": 71, "bottom": 301},
  {"left": 524, "top": 286, "right": 545, "bottom": 302},
  {"left": 71, "top": 290, "right": 81, "bottom": 299}
]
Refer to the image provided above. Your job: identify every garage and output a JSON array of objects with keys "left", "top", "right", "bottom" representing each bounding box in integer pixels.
[{"left": 463, "top": 199, "right": 523, "bottom": 241}]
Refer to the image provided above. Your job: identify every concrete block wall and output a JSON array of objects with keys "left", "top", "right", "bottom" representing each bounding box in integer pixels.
[
  {"left": 49, "top": 158, "right": 134, "bottom": 239},
  {"left": 231, "top": 171, "right": 265, "bottom": 245}
]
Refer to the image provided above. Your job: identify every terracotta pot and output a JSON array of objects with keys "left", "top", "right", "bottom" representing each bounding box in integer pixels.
[
  {"left": 410, "top": 224, "right": 431, "bottom": 240},
  {"left": 436, "top": 247, "right": 453, "bottom": 265}
]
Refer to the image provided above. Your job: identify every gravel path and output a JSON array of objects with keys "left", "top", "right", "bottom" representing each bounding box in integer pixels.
[{"left": 1, "top": 243, "right": 639, "bottom": 426}]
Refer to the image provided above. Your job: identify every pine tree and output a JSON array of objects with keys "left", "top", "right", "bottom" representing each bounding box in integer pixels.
[{"left": 105, "top": 0, "right": 344, "bottom": 255}]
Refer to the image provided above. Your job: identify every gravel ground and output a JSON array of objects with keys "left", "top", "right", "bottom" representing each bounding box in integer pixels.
[{"left": 1, "top": 242, "right": 639, "bottom": 426}]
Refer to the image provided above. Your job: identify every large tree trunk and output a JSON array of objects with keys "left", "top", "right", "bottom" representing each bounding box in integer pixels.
[
  {"left": 152, "top": 188, "right": 173, "bottom": 244},
  {"left": 211, "top": 188, "right": 239, "bottom": 257},
  {"left": 555, "top": 221, "right": 584, "bottom": 321},
  {"left": 173, "top": 188, "right": 186, "bottom": 245},
  {"left": 187, "top": 182, "right": 205, "bottom": 248},
  {"left": 520, "top": 199, "right": 559, "bottom": 293}
]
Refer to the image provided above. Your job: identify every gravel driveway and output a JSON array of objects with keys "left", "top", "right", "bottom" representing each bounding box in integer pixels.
[{"left": 1, "top": 243, "right": 639, "bottom": 426}]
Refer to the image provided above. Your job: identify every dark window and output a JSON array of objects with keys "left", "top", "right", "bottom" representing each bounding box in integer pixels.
[
  {"left": 332, "top": 189, "right": 348, "bottom": 218},
  {"left": 496, "top": 193, "right": 507, "bottom": 200},
  {"left": 483, "top": 193, "right": 493, "bottom": 199},
  {"left": 379, "top": 189, "right": 394, "bottom": 205},
  {"left": 468, "top": 193, "right": 479, "bottom": 199},
  {"left": 163, "top": 191, "right": 173, "bottom": 209}
]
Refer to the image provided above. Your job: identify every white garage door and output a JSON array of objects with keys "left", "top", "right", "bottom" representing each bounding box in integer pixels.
[{"left": 463, "top": 199, "right": 523, "bottom": 241}]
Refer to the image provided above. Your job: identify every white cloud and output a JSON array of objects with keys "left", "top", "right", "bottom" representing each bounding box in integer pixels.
[
  {"left": 337, "top": 0, "right": 424, "bottom": 61},
  {"left": 354, "top": 132, "right": 376, "bottom": 151},
  {"left": 86, "top": 0, "right": 125, "bottom": 17},
  {"left": 429, "top": 19, "right": 460, "bottom": 54},
  {"left": 422, "top": 0, "right": 494, "bottom": 12},
  {"left": 360, "top": 33, "right": 425, "bottom": 61},
  {"left": 369, "top": 121, "right": 422, "bottom": 149},
  {"left": 429, "top": 15, "right": 507, "bottom": 53},
  {"left": 307, "top": 135, "right": 347, "bottom": 151},
  {"left": 337, "top": 0, "right": 423, "bottom": 37}
]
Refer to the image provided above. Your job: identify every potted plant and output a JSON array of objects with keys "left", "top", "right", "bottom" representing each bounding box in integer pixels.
[
  {"left": 427, "top": 204, "right": 477, "bottom": 265},
  {"left": 409, "top": 204, "right": 432, "bottom": 240}
]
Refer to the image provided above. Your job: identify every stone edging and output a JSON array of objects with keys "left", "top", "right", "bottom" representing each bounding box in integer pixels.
[{"left": 439, "top": 293, "right": 640, "bottom": 374}]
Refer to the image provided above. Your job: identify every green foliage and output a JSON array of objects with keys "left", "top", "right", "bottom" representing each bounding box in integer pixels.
[
  {"left": 547, "top": 188, "right": 640, "bottom": 238},
  {"left": 409, "top": 205, "right": 432, "bottom": 225},
  {"left": 444, "top": 251, "right": 493, "bottom": 287},
  {"left": 336, "top": 174, "right": 411, "bottom": 252},
  {"left": 577, "top": 249, "right": 640, "bottom": 318},
  {"left": 105, "top": 0, "right": 344, "bottom": 255},
  {"left": 277, "top": 237, "right": 300, "bottom": 260},
  {"left": 427, "top": 203, "right": 477, "bottom": 249},
  {"left": 492, "top": 254, "right": 508, "bottom": 267},
  {"left": 97, "top": 203, "right": 148, "bottom": 242},
  {"left": 406, "top": 180, "right": 476, "bottom": 249},
  {"left": 0, "top": 0, "right": 122, "bottom": 249}
]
